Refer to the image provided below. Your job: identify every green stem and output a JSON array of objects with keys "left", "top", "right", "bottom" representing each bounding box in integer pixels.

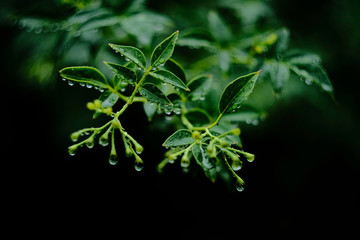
[{"left": 114, "top": 67, "right": 152, "bottom": 119}]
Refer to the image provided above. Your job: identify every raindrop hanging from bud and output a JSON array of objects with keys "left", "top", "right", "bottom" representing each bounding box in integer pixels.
[
  {"left": 85, "top": 136, "right": 94, "bottom": 149},
  {"left": 99, "top": 133, "right": 109, "bottom": 147},
  {"left": 134, "top": 159, "right": 144, "bottom": 171},
  {"left": 109, "top": 154, "right": 118, "bottom": 165},
  {"left": 68, "top": 145, "right": 78, "bottom": 156},
  {"left": 231, "top": 159, "right": 242, "bottom": 171},
  {"left": 180, "top": 154, "right": 190, "bottom": 168},
  {"left": 236, "top": 178, "right": 245, "bottom": 192}
]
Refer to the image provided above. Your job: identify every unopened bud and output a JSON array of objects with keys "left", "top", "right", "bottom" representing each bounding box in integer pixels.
[
  {"left": 112, "top": 118, "right": 121, "bottom": 129},
  {"left": 192, "top": 130, "right": 201, "bottom": 140},
  {"left": 94, "top": 99, "right": 102, "bottom": 108},
  {"left": 232, "top": 128, "right": 241, "bottom": 136},
  {"left": 87, "top": 102, "right": 96, "bottom": 110},
  {"left": 180, "top": 154, "right": 190, "bottom": 168}
]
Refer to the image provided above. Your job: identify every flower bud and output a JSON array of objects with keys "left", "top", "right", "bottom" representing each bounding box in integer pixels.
[
  {"left": 99, "top": 133, "right": 109, "bottom": 146},
  {"left": 134, "top": 157, "right": 144, "bottom": 172},
  {"left": 85, "top": 136, "right": 94, "bottom": 149},
  {"left": 180, "top": 154, "right": 190, "bottom": 168},
  {"left": 135, "top": 143, "right": 144, "bottom": 154},
  {"left": 244, "top": 152, "right": 255, "bottom": 162},
  {"left": 219, "top": 139, "right": 229, "bottom": 148},
  {"left": 112, "top": 118, "right": 121, "bottom": 129},
  {"left": 231, "top": 128, "right": 241, "bottom": 136},
  {"left": 70, "top": 131, "right": 81, "bottom": 142},
  {"left": 236, "top": 177, "right": 245, "bottom": 192},
  {"left": 103, "top": 107, "right": 113, "bottom": 115},
  {"left": 87, "top": 102, "right": 96, "bottom": 110},
  {"left": 231, "top": 159, "right": 242, "bottom": 171},
  {"left": 68, "top": 145, "right": 78, "bottom": 156},
  {"left": 192, "top": 130, "right": 201, "bottom": 140},
  {"left": 94, "top": 99, "right": 102, "bottom": 108},
  {"left": 109, "top": 153, "right": 118, "bottom": 165}
]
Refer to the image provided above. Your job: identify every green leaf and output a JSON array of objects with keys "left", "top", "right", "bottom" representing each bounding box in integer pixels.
[
  {"left": 177, "top": 37, "right": 215, "bottom": 51},
  {"left": 208, "top": 10, "right": 232, "bottom": 42},
  {"left": 150, "top": 31, "right": 179, "bottom": 68},
  {"left": 219, "top": 71, "right": 261, "bottom": 114},
  {"left": 163, "top": 58, "right": 187, "bottom": 84},
  {"left": 149, "top": 70, "right": 189, "bottom": 91},
  {"left": 121, "top": 11, "right": 174, "bottom": 47},
  {"left": 290, "top": 64, "right": 334, "bottom": 95},
  {"left": 192, "top": 144, "right": 217, "bottom": 181},
  {"left": 100, "top": 90, "right": 119, "bottom": 108},
  {"left": 108, "top": 44, "right": 146, "bottom": 70},
  {"left": 275, "top": 28, "right": 290, "bottom": 55},
  {"left": 143, "top": 102, "right": 158, "bottom": 121},
  {"left": 139, "top": 84, "right": 172, "bottom": 106},
  {"left": 59, "top": 66, "right": 108, "bottom": 89},
  {"left": 220, "top": 111, "right": 263, "bottom": 123},
  {"left": 267, "top": 60, "right": 290, "bottom": 93},
  {"left": 162, "top": 129, "right": 194, "bottom": 148},
  {"left": 187, "top": 74, "right": 213, "bottom": 101},
  {"left": 104, "top": 61, "right": 137, "bottom": 88}
]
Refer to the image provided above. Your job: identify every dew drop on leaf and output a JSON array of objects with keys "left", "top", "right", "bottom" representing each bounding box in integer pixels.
[
  {"left": 68, "top": 81, "right": 74, "bottom": 86},
  {"left": 86, "top": 83, "right": 93, "bottom": 89}
]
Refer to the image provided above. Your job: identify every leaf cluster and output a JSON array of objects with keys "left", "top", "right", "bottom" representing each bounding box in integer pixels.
[{"left": 11, "top": 0, "right": 335, "bottom": 190}]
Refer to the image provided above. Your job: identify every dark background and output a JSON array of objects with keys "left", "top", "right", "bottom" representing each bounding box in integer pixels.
[{"left": 1, "top": 0, "right": 359, "bottom": 238}]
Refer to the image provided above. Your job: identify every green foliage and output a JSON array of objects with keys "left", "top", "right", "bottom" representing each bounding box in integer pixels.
[{"left": 13, "top": 0, "right": 334, "bottom": 191}]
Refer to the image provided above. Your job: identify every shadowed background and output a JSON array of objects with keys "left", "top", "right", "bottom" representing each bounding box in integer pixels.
[{"left": 1, "top": 0, "right": 359, "bottom": 238}]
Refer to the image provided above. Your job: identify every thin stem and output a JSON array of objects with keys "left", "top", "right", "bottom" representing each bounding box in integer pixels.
[{"left": 113, "top": 67, "right": 152, "bottom": 119}]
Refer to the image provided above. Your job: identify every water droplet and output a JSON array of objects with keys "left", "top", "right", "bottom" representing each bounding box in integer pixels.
[
  {"left": 79, "top": 82, "right": 85, "bottom": 87},
  {"left": 86, "top": 139, "right": 94, "bottom": 149},
  {"left": 86, "top": 83, "right": 93, "bottom": 89},
  {"left": 245, "top": 153, "right": 255, "bottom": 162},
  {"left": 99, "top": 135, "right": 109, "bottom": 147},
  {"left": 236, "top": 181, "right": 245, "bottom": 192},
  {"left": 152, "top": 67, "right": 157, "bottom": 71},
  {"left": 125, "top": 57, "right": 130, "bottom": 62},
  {"left": 62, "top": 78, "right": 66, "bottom": 81},
  {"left": 161, "top": 82, "right": 167, "bottom": 86},
  {"left": 181, "top": 158, "right": 190, "bottom": 168},
  {"left": 109, "top": 154, "right": 118, "bottom": 165},
  {"left": 174, "top": 108, "right": 181, "bottom": 115},
  {"left": 134, "top": 160, "right": 144, "bottom": 171},
  {"left": 199, "top": 96, "right": 205, "bottom": 101},
  {"left": 68, "top": 81, "right": 75, "bottom": 86},
  {"left": 165, "top": 115, "right": 173, "bottom": 121},
  {"left": 251, "top": 119, "right": 259, "bottom": 126},
  {"left": 305, "top": 79, "right": 311, "bottom": 85},
  {"left": 164, "top": 108, "right": 172, "bottom": 115},
  {"left": 99, "top": 88, "right": 105, "bottom": 92},
  {"left": 68, "top": 146, "right": 78, "bottom": 156},
  {"left": 120, "top": 88, "right": 126, "bottom": 92},
  {"left": 246, "top": 119, "right": 252, "bottom": 125},
  {"left": 231, "top": 160, "right": 242, "bottom": 171}
]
